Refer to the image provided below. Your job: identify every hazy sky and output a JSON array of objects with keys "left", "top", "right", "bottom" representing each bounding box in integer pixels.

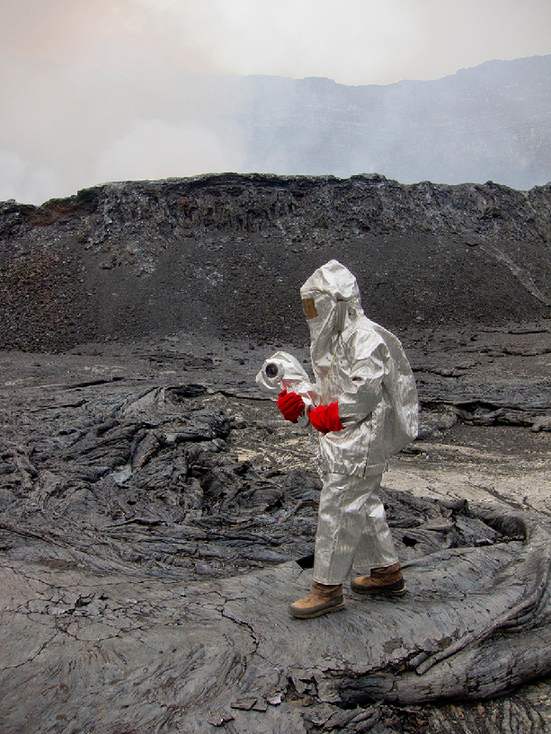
[{"left": 1, "top": 0, "right": 550, "bottom": 204}]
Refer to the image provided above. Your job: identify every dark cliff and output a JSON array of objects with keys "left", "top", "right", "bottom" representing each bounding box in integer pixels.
[{"left": 1, "top": 172, "right": 551, "bottom": 351}]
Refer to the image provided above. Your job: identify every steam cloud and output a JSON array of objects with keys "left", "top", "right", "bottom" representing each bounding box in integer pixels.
[
  {"left": 0, "top": 0, "right": 550, "bottom": 204},
  {"left": 92, "top": 120, "right": 245, "bottom": 185}
]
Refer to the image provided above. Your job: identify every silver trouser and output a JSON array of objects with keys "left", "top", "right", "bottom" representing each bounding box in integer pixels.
[{"left": 313, "top": 472, "right": 398, "bottom": 586}]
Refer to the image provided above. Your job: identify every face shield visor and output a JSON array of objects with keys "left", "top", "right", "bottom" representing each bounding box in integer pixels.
[{"left": 302, "top": 298, "right": 318, "bottom": 320}]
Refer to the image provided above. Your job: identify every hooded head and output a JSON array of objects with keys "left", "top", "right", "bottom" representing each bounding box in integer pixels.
[
  {"left": 301, "top": 259, "right": 361, "bottom": 303},
  {"left": 300, "top": 260, "right": 363, "bottom": 325},
  {"left": 300, "top": 260, "right": 364, "bottom": 375}
]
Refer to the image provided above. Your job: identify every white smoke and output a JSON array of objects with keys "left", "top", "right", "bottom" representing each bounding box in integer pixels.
[
  {"left": 92, "top": 119, "right": 245, "bottom": 184},
  {"left": 0, "top": 147, "right": 65, "bottom": 204},
  {"left": 0, "top": 0, "right": 550, "bottom": 203}
]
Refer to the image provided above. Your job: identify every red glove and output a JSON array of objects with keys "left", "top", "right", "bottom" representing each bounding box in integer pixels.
[
  {"left": 277, "top": 390, "right": 305, "bottom": 422},
  {"left": 308, "top": 402, "right": 344, "bottom": 434}
]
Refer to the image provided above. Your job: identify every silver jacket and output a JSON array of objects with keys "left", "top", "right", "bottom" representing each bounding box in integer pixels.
[{"left": 300, "top": 260, "right": 418, "bottom": 476}]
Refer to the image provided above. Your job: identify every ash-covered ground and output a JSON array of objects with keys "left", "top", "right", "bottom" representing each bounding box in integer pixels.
[
  {"left": 3, "top": 174, "right": 551, "bottom": 731},
  {"left": 2, "top": 322, "right": 551, "bottom": 733}
]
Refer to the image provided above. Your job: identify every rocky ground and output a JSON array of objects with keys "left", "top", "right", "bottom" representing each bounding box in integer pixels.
[
  {"left": 2, "top": 322, "right": 551, "bottom": 733},
  {"left": 2, "top": 173, "right": 551, "bottom": 731}
]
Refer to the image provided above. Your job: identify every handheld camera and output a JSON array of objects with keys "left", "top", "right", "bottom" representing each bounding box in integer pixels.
[{"left": 255, "top": 351, "right": 319, "bottom": 427}]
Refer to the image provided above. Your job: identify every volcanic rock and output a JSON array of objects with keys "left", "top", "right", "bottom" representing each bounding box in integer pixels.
[
  {"left": 2, "top": 174, "right": 551, "bottom": 732},
  {"left": 1, "top": 173, "right": 551, "bottom": 352}
]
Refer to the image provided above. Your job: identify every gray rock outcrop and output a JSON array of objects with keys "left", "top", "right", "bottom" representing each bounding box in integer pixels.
[
  {"left": 1, "top": 173, "right": 551, "bottom": 352},
  {"left": 2, "top": 170, "right": 551, "bottom": 732},
  {"left": 2, "top": 350, "right": 551, "bottom": 733}
]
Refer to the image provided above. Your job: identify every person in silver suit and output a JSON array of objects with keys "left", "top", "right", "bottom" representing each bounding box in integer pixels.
[{"left": 277, "top": 260, "right": 418, "bottom": 619}]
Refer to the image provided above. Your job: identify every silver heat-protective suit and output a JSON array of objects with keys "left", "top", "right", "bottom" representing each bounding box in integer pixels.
[{"left": 299, "top": 260, "right": 418, "bottom": 586}]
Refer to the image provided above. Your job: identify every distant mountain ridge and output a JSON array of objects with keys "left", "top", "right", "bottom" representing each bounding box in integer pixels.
[{"left": 233, "top": 54, "right": 551, "bottom": 189}]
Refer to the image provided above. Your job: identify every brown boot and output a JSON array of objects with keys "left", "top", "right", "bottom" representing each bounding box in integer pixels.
[
  {"left": 351, "top": 562, "right": 406, "bottom": 597},
  {"left": 289, "top": 581, "right": 344, "bottom": 619}
]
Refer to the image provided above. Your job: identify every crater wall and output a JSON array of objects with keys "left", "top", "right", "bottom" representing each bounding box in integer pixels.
[{"left": 1, "top": 173, "right": 550, "bottom": 351}]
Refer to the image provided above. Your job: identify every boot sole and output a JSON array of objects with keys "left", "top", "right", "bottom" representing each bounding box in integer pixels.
[
  {"left": 289, "top": 599, "right": 345, "bottom": 619},
  {"left": 351, "top": 583, "right": 406, "bottom": 597}
]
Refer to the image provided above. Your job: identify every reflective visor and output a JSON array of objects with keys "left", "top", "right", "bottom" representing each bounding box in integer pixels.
[{"left": 302, "top": 298, "right": 318, "bottom": 320}]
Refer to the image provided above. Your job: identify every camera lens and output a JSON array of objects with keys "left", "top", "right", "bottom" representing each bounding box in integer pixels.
[{"left": 265, "top": 363, "right": 278, "bottom": 378}]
